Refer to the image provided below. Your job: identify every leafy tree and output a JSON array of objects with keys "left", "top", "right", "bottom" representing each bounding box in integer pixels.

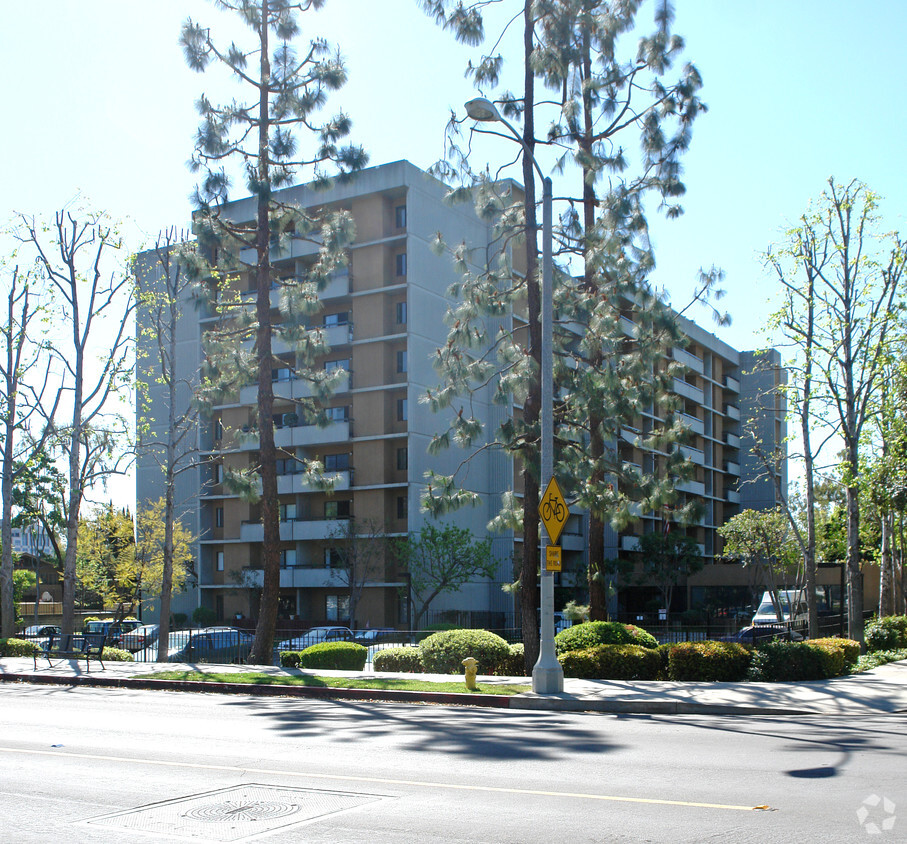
[
  {"left": 394, "top": 522, "right": 495, "bottom": 628},
  {"left": 15, "top": 209, "right": 135, "bottom": 636},
  {"left": 718, "top": 508, "right": 802, "bottom": 620},
  {"left": 770, "top": 179, "right": 904, "bottom": 644},
  {"left": 180, "top": 0, "right": 366, "bottom": 664},
  {"left": 76, "top": 505, "right": 136, "bottom": 616},
  {"left": 134, "top": 497, "right": 195, "bottom": 647},
  {"left": 635, "top": 528, "right": 703, "bottom": 613},
  {"left": 0, "top": 260, "right": 61, "bottom": 638}
]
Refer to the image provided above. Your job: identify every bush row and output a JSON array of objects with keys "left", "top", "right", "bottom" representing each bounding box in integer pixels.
[
  {"left": 0, "top": 637, "right": 134, "bottom": 661},
  {"left": 280, "top": 642, "right": 367, "bottom": 671}
]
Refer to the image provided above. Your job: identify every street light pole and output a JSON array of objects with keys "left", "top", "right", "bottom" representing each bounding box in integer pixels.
[{"left": 464, "top": 98, "right": 564, "bottom": 693}]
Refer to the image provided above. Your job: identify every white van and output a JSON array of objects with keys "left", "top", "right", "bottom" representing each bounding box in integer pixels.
[{"left": 751, "top": 589, "right": 808, "bottom": 627}]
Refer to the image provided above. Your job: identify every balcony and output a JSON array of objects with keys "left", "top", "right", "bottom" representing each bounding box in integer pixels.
[
  {"left": 676, "top": 478, "right": 706, "bottom": 496},
  {"left": 680, "top": 445, "right": 705, "bottom": 466},
  {"left": 672, "top": 346, "right": 704, "bottom": 374},
  {"left": 274, "top": 420, "right": 350, "bottom": 449},
  {"left": 724, "top": 432, "right": 740, "bottom": 449},
  {"left": 724, "top": 404, "right": 741, "bottom": 420},
  {"left": 726, "top": 489, "right": 741, "bottom": 504},
  {"left": 279, "top": 567, "right": 348, "bottom": 589},
  {"left": 724, "top": 375, "right": 740, "bottom": 393},
  {"left": 678, "top": 412, "right": 705, "bottom": 436},
  {"left": 724, "top": 461, "right": 741, "bottom": 476},
  {"left": 620, "top": 535, "right": 641, "bottom": 552},
  {"left": 321, "top": 269, "right": 351, "bottom": 300},
  {"left": 277, "top": 469, "right": 351, "bottom": 495},
  {"left": 673, "top": 377, "right": 703, "bottom": 404},
  {"left": 239, "top": 517, "right": 350, "bottom": 543},
  {"left": 619, "top": 315, "right": 638, "bottom": 338},
  {"left": 240, "top": 370, "right": 350, "bottom": 405}
]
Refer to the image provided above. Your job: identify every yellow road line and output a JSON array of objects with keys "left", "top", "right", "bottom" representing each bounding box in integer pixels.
[{"left": 0, "top": 746, "right": 762, "bottom": 812}]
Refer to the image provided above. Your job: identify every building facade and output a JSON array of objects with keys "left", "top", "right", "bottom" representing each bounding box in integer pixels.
[{"left": 137, "top": 160, "right": 786, "bottom": 628}]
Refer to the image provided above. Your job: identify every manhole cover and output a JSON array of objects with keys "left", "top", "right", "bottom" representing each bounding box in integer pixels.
[{"left": 83, "top": 783, "right": 387, "bottom": 841}]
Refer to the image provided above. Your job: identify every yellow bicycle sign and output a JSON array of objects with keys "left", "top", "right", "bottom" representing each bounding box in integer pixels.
[{"left": 540, "top": 477, "right": 568, "bottom": 544}]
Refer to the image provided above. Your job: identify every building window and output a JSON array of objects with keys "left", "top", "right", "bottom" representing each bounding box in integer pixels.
[
  {"left": 395, "top": 205, "right": 406, "bottom": 229},
  {"left": 397, "top": 495, "right": 407, "bottom": 520},
  {"left": 395, "top": 252, "right": 407, "bottom": 277},
  {"left": 325, "top": 499, "right": 351, "bottom": 520},
  {"left": 215, "top": 507, "right": 224, "bottom": 528},
  {"left": 324, "top": 452, "right": 350, "bottom": 471},
  {"left": 323, "top": 311, "right": 349, "bottom": 327},
  {"left": 397, "top": 447, "right": 408, "bottom": 471},
  {"left": 212, "top": 463, "right": 223, "bottom": 484},
  {"left": 325, "top": 548, "right": 343, "bottom": 568},
  {"left": 397, "top": 398, "right": 407, "bottom": 421},
  {"left": 326, "top": 594, "right": 350, "bottom": 622},
  {"left": 396, "top": 301, "right": 407, "bottom": 324},
  {"left": 325, "top": 405, "right": 349, "bottom": 422},
  {"left": 280, "top": 549, "right": 297, "bottom": 567},
  {"left": 216, "top": 551, "right": 224, "bottom": 572},
  {"left": 279, "top": 503, "right": 297, "bottom": 521},
  {"left": 325, "top": 358, "right": 350, "bottom": 373},
  {"left": 396, "top": 350, "right": 407, "bottom": 373}
]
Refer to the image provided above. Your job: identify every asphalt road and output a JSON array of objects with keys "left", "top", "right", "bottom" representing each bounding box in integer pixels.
[{"left": 0, "top": 683, "right": 904, "bottom": 843}]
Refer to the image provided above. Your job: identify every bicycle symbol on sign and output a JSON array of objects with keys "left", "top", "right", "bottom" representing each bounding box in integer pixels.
[{"left": 542, "top": 493, "right": 566, "bottom": 524}]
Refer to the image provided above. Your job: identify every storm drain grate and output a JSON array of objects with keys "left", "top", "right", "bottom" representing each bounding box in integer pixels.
[{"left": 83, "top": 783, "right": 388, "bottom": 842}]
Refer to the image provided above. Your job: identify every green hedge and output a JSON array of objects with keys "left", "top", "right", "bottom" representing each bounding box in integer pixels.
[
  {"left": 282, "top": 642, "right": 367, "bottom": 671},
  {"left": 373, "top": 647, "right": 423, "bottom": 673},
  {"left": 0, "top": 637, "right": 40, "bottom": 657},
  {"left": 809, "top": 637, "right": 861, "bottom": 668},
  {"left": 558, "top": 644, "right": 661, "bottom": 680},
  {"left": 753, "top": 640, "right": 828, "bottom": 681},
  {"left": 554, "top": 621, "right": 657, "bottom": 654},
  {"left": 419, "top": 629, "right": 512, "bottom": 674},
  {"left": 665, "top": 641, "right": 753, "bottom": 681},
  {"left": 496, "top": 643, "right": 525, "bottom": 676},
  {"left": 865, "top": 616, "right": 907, "bottom": 652},
  {"left": 100, "top": 647, "right": 134, "bottom": 662}
]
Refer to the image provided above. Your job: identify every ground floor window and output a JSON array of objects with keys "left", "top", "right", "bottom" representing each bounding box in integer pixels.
[{"left": 326, "top": 594, "right": 350, "bottom": 622}]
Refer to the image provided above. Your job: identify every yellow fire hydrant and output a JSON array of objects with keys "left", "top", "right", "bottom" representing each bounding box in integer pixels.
[{"left": 462, "top": 657, "right": 478, "bottom": 691}]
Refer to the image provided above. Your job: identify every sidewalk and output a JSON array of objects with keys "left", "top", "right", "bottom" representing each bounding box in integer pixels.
[{"left": 2, "top": 655, "right": 906, "bottom": 716}]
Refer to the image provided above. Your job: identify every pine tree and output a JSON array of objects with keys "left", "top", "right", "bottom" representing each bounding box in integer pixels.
[
  {"left": 423, "top": 0, "right": 714, "bottom": 666},
  {"left": 180, "top": 0, "right": 365, "bottom": 663}
]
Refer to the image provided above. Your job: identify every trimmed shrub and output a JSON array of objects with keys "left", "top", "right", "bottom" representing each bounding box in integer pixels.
[
  {"left": 419, "top": 629, "right": 512, "bottom": 674},
  {"left": 554, "top": 621, "right": 658, "bottom": 654},
  {"left": 666, "top": 641, "right": 753, "bottom": 682},
  {"left": 0, "top": 637, "right": 40, "bottom": 657},
  {"left": 865, "top": 616, "right": 907, "bottom": 652},
  {"left": 373, "top": 646, "right": 423, "bottom": 673},
  {"left": 296, "top": 642, "right": 367, "bottom": 671},
  {"left": 496, "top": 643, "right": 525, "bottom": 677},
  {"left": 101, "top": 647, "right": 134, "bottom": 662},
  {"left": 558, "top": 644, "right": 661, "bottom": 680},
  {"left": 172, "top": 613, "right": 189, "bottom": 629},
  {"left": 755, "top": 640, "right": 827, "bottom": 681},
  {"left": 809, "top": 637, "right": 861, "bottom": 668},
  {"left": 279, "top": 650, "right": 302, "bottom": 668}
]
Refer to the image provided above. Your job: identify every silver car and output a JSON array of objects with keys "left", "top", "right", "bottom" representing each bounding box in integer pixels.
[{"left": 136, "top": 627, "right": 253, "bottom": 664}]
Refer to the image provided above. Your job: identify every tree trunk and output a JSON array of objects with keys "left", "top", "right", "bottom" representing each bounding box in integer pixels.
[
  {"left": 519, "top": 0, "right": 541, "bottom": 673},
  {"left": 879, "top": 511, "right": 892, "bottom": 617},
  {"left": 250, "top": 3, "right": 280, "bottom": 665}
]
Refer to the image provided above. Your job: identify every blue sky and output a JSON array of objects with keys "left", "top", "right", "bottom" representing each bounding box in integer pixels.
[
  {"left": 2, "top": 0, "right": 904, "bottom": 351},
  {"left": 2, "top": 1, "right": 905, "bottom": 509}
]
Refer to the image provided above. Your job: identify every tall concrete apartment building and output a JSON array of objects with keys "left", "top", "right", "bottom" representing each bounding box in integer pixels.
[{"left": 137, "top": 160, "right": 786, "bottom": 627}]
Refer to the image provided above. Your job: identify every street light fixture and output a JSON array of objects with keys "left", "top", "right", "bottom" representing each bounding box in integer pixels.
[{"left": 464, "top": 97, "right": 564, "bottom": 694}]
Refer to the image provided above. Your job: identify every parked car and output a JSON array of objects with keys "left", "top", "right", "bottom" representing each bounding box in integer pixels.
[
  {"left": 120, "top": 623, "right": 160, "bottom": 653},
  {"left": 719, "top": 625, "right": 804, "bottom": 644},
  {"left": 82, "top": 619, "right": 143, "bottom": 648},
  {"left": 21, "top": 625, "right": 61, "bottom": 640},
  {"left": 135, "top": 627, "right": 254, "bottom": 664},
  {"left": 751, "top": 590, "right": 808, "bottom": 628},
  {"left": 354, "top": 628, "right": 397, "bottom": 645},
  {"left": 276, "top": 626, "right": 354, "bottom": 652}
]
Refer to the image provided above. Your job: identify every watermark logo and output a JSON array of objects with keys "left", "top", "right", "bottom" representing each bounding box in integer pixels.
[{"left": 857, "top": 794, "right": 896, "bottom": 835}]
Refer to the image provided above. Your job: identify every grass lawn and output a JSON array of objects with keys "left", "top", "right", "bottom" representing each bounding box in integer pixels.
[{"left": 131, "top": 670, "right": 530, "bottom": 696}]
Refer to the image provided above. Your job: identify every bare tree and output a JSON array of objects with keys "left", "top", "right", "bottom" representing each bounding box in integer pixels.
[
  {"left": 0, "top": 263, "right": 60, "bottom": 637},
  {"left": 328, "top": 518, "right": 388, "bottom": 631},
  {"left": 135, "top": 229, "right": 201, "bottom": 659},
  {"left": 17, "top": 209, "right": 135, "bottom": 635}
]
